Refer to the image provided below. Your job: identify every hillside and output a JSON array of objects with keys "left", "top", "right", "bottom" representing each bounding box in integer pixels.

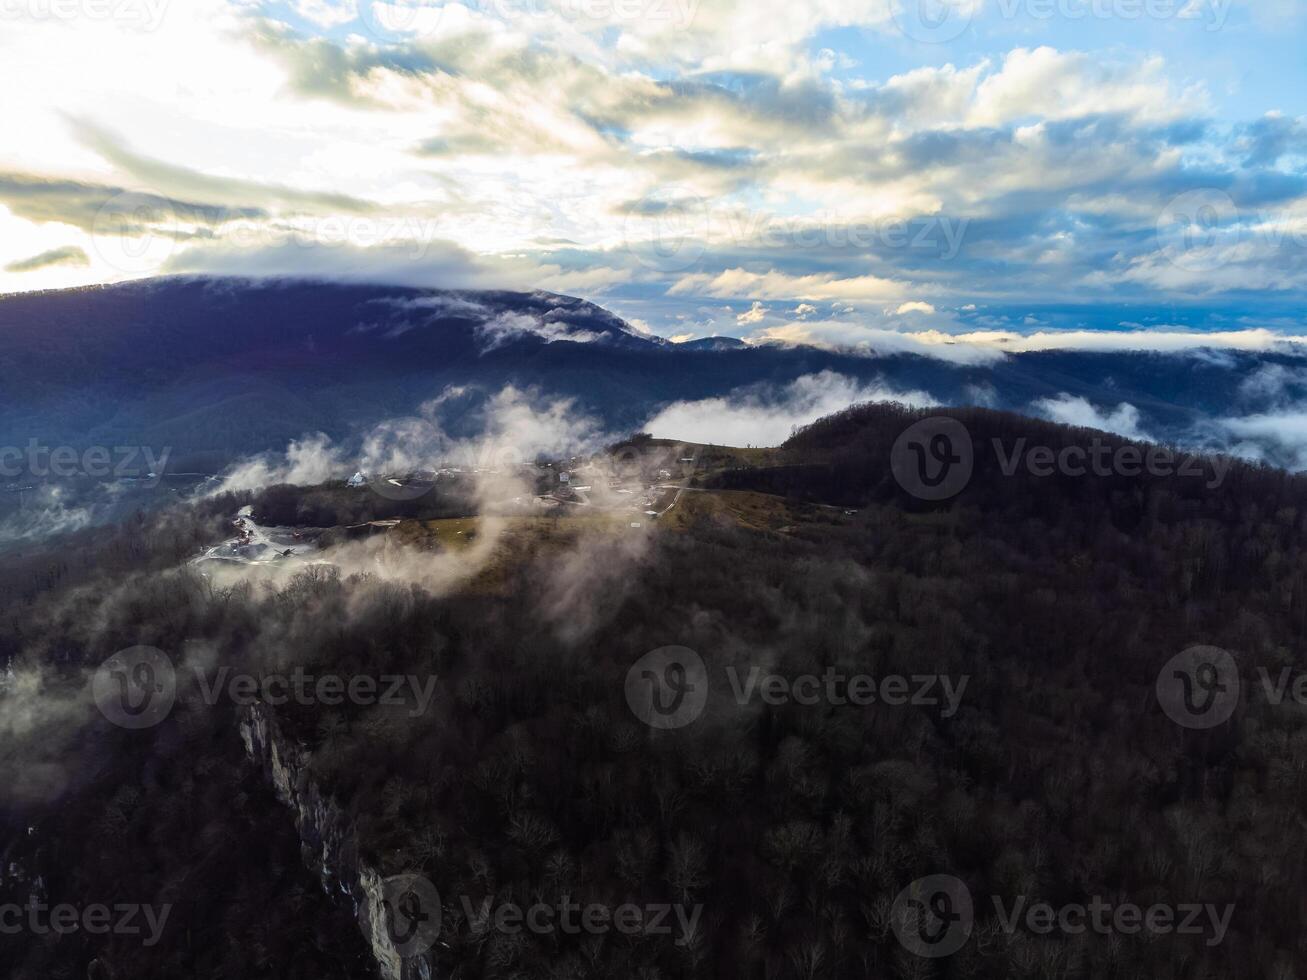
[
  {"left": 1, "top": 277, "right": 1305, "bottom": 470},
  {"left": 3, "top": 404, "right": 1305, "bottom": 977}
]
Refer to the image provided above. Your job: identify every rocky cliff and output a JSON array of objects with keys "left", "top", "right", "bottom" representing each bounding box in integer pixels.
[{"left": 239, "top": 703, "right": 436, "bottom": 980}]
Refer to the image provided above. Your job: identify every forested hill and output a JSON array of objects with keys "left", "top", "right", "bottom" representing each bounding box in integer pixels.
[
  {"left": 4, "top": 403, "right": 1307, "bottom": 977},
  {"left": 715, "top": 400, "right": 1293, "bottom": 522}
]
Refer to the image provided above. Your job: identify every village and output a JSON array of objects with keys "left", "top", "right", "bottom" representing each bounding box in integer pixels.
[{"left": 192, "top": 443, "right": 705, "bottom": 569}]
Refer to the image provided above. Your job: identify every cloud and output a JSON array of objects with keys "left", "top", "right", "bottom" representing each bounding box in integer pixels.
[
  {"left": 1240, "top": 112, "right": 1307, "bottom": 167},
  {"left": 957, "top": 328, "right": 1307, "bottom": 355},
  {"left": 71, "top": 119, "right": 375, "bottom": 215},
  {"left": 643, "top": 370, "right": 937, "bottom": 446},
  {"left": 0, "top": 173, "right": 261, "bottom": 233},
  {"left": 205, "top": 384, "right": 625, "bottom": 605},
  {"left": 969, "top": 47, "right": 1206, "bottom": 128},
  {"left": 1031, "top": 393, "right": 1152, "bottom": 440},
  {"left": 475, "top": 310, "right": 605, "bottom": 350},
  {"left": 213, "top": 433, "right": 348, "bottom": 494},
  {"left": 894, "top": 301, "right": 935, "bottom": 315},
  {"left": 0, "top": 0, "right": 1303, "bottom": 347},
  {"left": 161, "top": 238, "right": 532, "bottom": 290},
  {"left": 4, "top": 245, "right": 88, "bottom": 273},
  {"left": 0, "top": 486, "right": 95, "bottom": 546},
  {"left": 1216, "top": 412, "right": 1307, "bottom": 470},
  {"left": 1236, "top": 362, "right": 1307, "bottom": 406},
  {"left": 670, "top": 268, "right": 908, "bottom": 302},
  {"left": 291, "top": 0, "right": 358, "bottom": 28},
  {"left": 736, "top": 300, "right": 768, "bottom": 324}
]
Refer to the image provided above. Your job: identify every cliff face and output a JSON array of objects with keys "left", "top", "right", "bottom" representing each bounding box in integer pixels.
[{"left": 238, "top": 704, "right": 436, "bottom": 980}]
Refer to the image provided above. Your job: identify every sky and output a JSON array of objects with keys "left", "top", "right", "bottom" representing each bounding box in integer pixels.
[{"left": 1, "top": 0, "right": 1306, "bottom": 351}]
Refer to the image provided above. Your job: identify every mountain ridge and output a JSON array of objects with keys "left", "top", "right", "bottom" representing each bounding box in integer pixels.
[{"left": 2, "top": 277, "right": 1304, "bottom": 470}]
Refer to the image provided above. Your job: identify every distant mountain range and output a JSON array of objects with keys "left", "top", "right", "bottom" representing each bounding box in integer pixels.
[{"left": 1, "top": 277, "right": 1303, "bottom": 471}]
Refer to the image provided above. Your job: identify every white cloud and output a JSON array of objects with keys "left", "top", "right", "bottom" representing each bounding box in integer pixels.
[
  {"left": 1216, "top": 412, "right": 1307, "bottom": 471},
  {"left": 643, "top": 370, "right": 936, "bottom": 446},
  {"left": 213, "top": 433, "right": 348, "bottom": 494},
  {"left": 1032, "top": 394, "right": 1152, "bottom": 440},
  {"left": 969, "top": 47, "right": 1206, "bottom": 127},
  {"left": 670, "top": 268, "right": 908, "bottom": 302}
]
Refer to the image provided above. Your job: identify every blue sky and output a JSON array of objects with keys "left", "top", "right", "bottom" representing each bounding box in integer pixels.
[{"left": 1, "top": 0, "right": 1305, "bottom": 357}]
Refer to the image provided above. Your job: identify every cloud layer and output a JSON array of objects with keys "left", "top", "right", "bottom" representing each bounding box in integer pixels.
[{"left": 0, "top": 0, "right": 1303, "bottom": 356}]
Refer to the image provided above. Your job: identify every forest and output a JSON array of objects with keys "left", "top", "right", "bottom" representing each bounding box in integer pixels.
[{"left": 3, "top": 403, "right": 1306, "bottom": 978}]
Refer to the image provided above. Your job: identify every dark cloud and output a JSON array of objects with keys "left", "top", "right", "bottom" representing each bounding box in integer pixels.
[
  {"left": 0, "top": 173, "right": 263, "bottom": 233},
  {"left": 3, "top": 245, "right": 89, "bottom": 273}
]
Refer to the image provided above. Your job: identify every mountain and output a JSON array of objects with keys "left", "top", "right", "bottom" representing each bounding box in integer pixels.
[
  {"left": 2, "top": 404, "right": 1299, "bottom": 979},
  {"left": 0, "top": 277, "right": 1302, "bottom": 470}
]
